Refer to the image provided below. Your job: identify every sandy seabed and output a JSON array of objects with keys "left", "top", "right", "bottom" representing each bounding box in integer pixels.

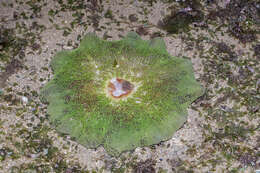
[{"left": 0, "top": 0, "right": 259, "bottom": 172}]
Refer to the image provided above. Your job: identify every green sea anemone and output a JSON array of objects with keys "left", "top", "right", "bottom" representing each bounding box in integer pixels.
[{"left": 41, "top": 32, "right": 203, "bottom": 156}]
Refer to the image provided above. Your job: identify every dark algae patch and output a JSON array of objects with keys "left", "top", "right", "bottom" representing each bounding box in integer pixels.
[
  {"left": 0, "top": 27, "right": 26, "bottom": 87},
  {"left": 159, "top": 0, "right": 259, "bottom": 41},
  {"left": 206, "top": 0, "right": 259, "bottom": 43},
  {"left": 41, "top": 32, "right": 203, "bottom": 156},
  {"left": 0, "top": 59, "right": 23, "bottom": 88},
  {"left": 253, "top": 43, "right": 260, "bottom": 59},
  {"left": 0, "top": 21, "right": 43, "bottom": 87},
  {"left": 158, "top": 0, "right": 204, "bottom": 34},
  {"left": 133, "top": 159, "right": 156, "bottom": 173}
]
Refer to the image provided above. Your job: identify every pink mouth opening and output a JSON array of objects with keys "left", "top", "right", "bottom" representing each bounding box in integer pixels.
[{"left": 108, "top": 78, "right": 134, "bottom": 98}]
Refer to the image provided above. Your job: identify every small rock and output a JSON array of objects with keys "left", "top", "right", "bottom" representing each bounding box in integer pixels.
[
  {"left": 30, "top": 153, "right": 40, "bottom": 158},
  {"left": 247, "top": 66, "right": 254, "bottom": 73},
  {"left": 31, "top": 43, "right": 41, "bottom": 51},
  {"left": 63, "top": 46, "right": 73, "bottom": 50},
  {"left": 65, "top": 168, "right": 73, "bottom": 173},
  {"left": 129, "top": 14, "right": 138, "bottom": 22},
  {"left": 136, "top": 26, "right": 149, "bottom": 35},
  {"left": 220, "top": 105, "right": 233, "bottom": 112},
  {"left": 43, "top": 148, "right": 48, "bottom": 155},
  {"left": 253, "top": 44, "right": 260, "bottom": 59},
  {"left": 256, "top": 79, "right": 260, "bottom": 89},
  {"left": 0, "top": 149, "right": 6, "bottom": 161},
  {"left": 21, "top": 96, "right": 28, "bottom": 104}
]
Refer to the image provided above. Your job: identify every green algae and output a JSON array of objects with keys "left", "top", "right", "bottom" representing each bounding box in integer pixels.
[{"left": 41, "top": 32, "right": 203, "bottom": 156}]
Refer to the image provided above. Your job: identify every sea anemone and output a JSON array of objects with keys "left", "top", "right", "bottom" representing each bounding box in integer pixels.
[{"left": 41, "top": 32, "right": 203, "bottom": 156}]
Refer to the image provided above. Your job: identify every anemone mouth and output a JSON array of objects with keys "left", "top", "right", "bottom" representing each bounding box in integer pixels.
[{"left": 107, "top": 78, "right": 134, "bottom": 99}]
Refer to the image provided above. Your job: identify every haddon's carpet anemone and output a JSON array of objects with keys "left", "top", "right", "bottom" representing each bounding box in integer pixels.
[{"left": 41, "top": 32, "right": 203, "bottom": 156}]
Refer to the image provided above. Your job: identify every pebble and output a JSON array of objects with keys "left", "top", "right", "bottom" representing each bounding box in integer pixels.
[
  {"left": 256, "top": 79, "right": 260, "bottom": 88},
  {"left": 21, "top": 96, "right": 28, "bottom": 104},
  {"left": 247, "top": 66, "right": 254, "bottom": 73},
  {"left": 43, "top": 148, "right": 48, "bottom": 155},
  {"left": 30, "top": 153, "right": 40, "bottom": 158},
  {"left": 63, "top": 46, "right": 73, "bottom": 50}
]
